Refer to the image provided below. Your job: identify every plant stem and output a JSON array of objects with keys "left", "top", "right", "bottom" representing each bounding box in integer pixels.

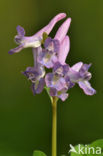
[{"left": 52, "top": 97, "right": 58, "bottom": 156}]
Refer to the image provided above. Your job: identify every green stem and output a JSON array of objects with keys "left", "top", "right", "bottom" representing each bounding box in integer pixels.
[{"left": 52, "top": 97, "right": 58, "bottom": 156}]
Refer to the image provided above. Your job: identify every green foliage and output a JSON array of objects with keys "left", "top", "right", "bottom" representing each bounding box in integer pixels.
[
  {"left": 70, "top": 139, "right": 103, "bottom": 156},
  {"left": 88, "top": 139, "right": 103, "bottom": 156},
  {"left": 33, "top": 150, "right": 46, "bottom": 156}
]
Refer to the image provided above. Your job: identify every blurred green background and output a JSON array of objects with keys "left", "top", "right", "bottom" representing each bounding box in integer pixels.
[{"left": 0, "top": 0, "right": 103, "bottom": 155}]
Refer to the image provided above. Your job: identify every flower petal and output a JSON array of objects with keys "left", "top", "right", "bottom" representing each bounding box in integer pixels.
[
  {"left": 71, "top": 62, "right": 83, "bottom": 72},
  {"left": 35, "top": 13, "right": 66, "bottom": 37},
  {"left": 78, "top": 81, "right": 96, "bottom": 95},
  {"left": 44, "top": 37, "right": 60, "bottom": 53},
  {"left": 38, "top": 49, "right": 57, "bottom": 68},
  {"left": 32, "top": 78, "right": 45, "bottom": 95},
  {"left": 49, "top": 88, "right": 68, "bottom": 101},
  {"left": 58, "top": 35, "right": 70, "bottom": 64},
  {"left": 16, "top": 25, "right": 25, "bottom": 36},
  {"left": 54, "top": 18, "right": 71, "bottom": 43},
  {"left": 49, "top": 88, "right": 57, "bottom": 97},
  {"left": 8, "top": 44, "right": 24, "bottom": 55},
  {"left": 59, "top": 92, "right": 68, "bottom": 101}
]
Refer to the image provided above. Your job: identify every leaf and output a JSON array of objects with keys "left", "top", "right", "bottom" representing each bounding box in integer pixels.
[
  {"left": 88, "top": 139, "right": 103, "bottom": 156},
  {"left": 70, "top": 144, "right": 87, "bottom": 156},
  {"left": 90, "top": 139, "right": 103, "bottom": 148},
  {"left": 33, "top": 150, "right": 47, "bottom": 156},
  {"left": 70, "top": 140, "right": 103, "bottom": 156}
]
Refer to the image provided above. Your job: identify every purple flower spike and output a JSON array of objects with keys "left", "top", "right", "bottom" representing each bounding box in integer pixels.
[
  {"left": 9, "top": 13, "right": 96, "bottom": 100},
  {"left": 8, "top": 13, "right": 66, "bottom": 55}
]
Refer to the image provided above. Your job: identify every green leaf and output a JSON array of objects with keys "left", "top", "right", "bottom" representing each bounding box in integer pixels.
[
  {"left": 70, "top": 140, "right": 103, "bottom": 156},
  {"left": 88, "top": 139, "right": 103, "bottom": 156},
  {"left": 90, "top": 139, "right": 103, "bottom": 148},
  {"left": 33, "top": 150, "right": 46, "bottom": 156},
  {"left": 70, "top": 144, "right": 86, "bottom": 156}
]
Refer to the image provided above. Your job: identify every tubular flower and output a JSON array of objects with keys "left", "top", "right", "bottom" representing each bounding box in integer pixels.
[
  {"left": 8, "top": 13, "right": 66, "bottom": 54},
  {"left": 23, "top": 48, "right": 45, "bottom": 95},
  {"left": 67, "top": 62, "right": 96, "bottom": 95},
  {"left": 37, "top": 37, "right": 60, "bottom": 68}
]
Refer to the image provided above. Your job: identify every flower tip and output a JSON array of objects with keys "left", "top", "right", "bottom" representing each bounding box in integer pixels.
[
  {"left": 58, "top": 13, "right": 67, "bottom": 18},
  {"left": 16, "top": 25, "right": 25, "bottom": 36},
  {"left": 54, "top": 13, "right": 67, "bottom": 23},
  {"left": 89, "top": 89, "right": 96, "bottom": 96},
  {"left": 66, "top": 17, "right": 72, "bottom": 25},
  {"left": 8, "top": 50, "right": 14, "bottom": 55}
]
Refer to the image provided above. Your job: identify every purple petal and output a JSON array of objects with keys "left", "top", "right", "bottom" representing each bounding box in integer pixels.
[
  {"left": 35, "top": 13, "right": 66, "bottom": 37},
  {"left": 44, "top": 37, "right": 60, "bottom": 53},
  {"left": 65, "top": 76, "right": 75, "bottom": 88},
  {"left": 45, "top": 73, "right": 68, "bottom": 91},
  {"left": 38, "top": 49, "right": 57, "bottom": 68},
  {"left": 53, "top": 62, "right": 70, "bottom": 76},
  {"left": 44, "top": 37, "right": 52, "bottom": 48},
  {"left": 53, "top": 39, "right": 60, "bottom": 52},
  {"left": 49, "top": 88, "right": 57, "bottom": 97},
  {"left": 71, "top": 62, "right": 83, "bottom": 72},
  {"left": 8, "top": 44, "right": 24, "bottom": 55},
  {"left": 45, "top": 73, "right": 54, "bottom": 87},
  {"left": 53, "top": 62, "right": 64, "bottom": 75},
  {"left": 36, "top": 78, "right": 45, "bottom": 93},
  {"left": 16, "top": 25, "right": 25, "bottom": 36},
  {"left": 67, "top": 68, "right": 81, "bottom": 82},
  {"left": 15, "top": 35, "right": 23, "bottom": 44},
  {"left": 58, "top": 35, "right": 70, "bottom": 64},
  {"left": 54, "top": 18, "right": 71, "bottom": 43},
  {"left": 49, "top": 88, "right": 69, "bottom": 101},
  {"left": 78, "top": 81, "right": 96, "bottom": 95},
  {"left": 59, "top": 92, "right": 68, "bottom": 101},
  {"left": 54, "top": 77, "right": 68, "bottom": 91},
  {"left": 80, "top": 63, "right": 92, "bottom": 73},
  {"left": 32, "top": 78, "right": 45, "bottom": 95},
  {"left": 32, "top": 47, "right": 42, "bottom": 67}
]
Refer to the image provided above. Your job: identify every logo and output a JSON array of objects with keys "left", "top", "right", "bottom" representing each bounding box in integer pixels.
[{"left": 68, "top": 144, "right": 102, "bottom": 155}]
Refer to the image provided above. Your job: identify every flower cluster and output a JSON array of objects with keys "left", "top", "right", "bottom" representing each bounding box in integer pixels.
[{"left": 9, "top": 13, "right": 96, "bottom": 101}]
